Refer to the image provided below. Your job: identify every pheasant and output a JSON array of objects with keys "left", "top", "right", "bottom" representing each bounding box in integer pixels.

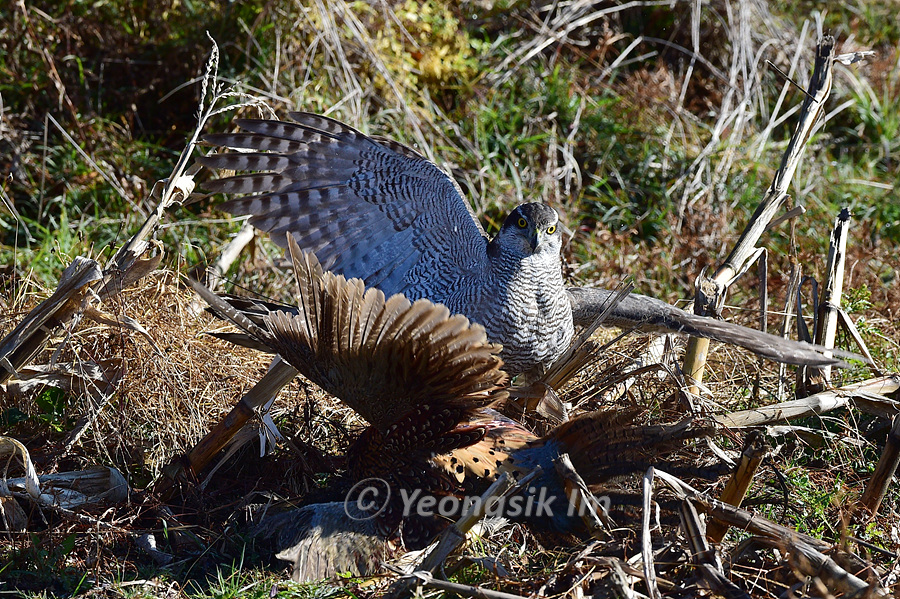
[{"left": 192, "top": 234, "right": 713, "bottom": 581}]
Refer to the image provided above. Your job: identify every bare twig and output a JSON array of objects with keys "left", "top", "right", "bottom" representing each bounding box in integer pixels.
[
  {"left": 405, "top": 571, "right": 530, "bottom": 599},
  {"left": 47, "top": 114, "right": 130, "bottom": 205},
  {"left": 54, "top": 369, "right": 124, "bottom": 466},
  {"left": 187, "top": 221, "right": 257, "bottom": 317}
]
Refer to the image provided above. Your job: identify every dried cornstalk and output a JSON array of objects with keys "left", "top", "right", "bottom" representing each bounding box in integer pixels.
[
  {"left": 858, "top": 414, "right": 900, "bottom": 516},
  {"left": 802, "top": 208, "right": 852, "bottom": 395},
  {"left": 707, "top": 432, "right": 767, "bottom": 543},
  {"left": 713, "top": 375, "right": 900, "bottom": 428},
  {"left": 0, "top": 258, "right": 102, "bottom": 385},
  {"left": 641, "top": 467, "right": 661, "bottom": 599},
  {"left": 154, "top": 357, "right": 298, "bottom": 499},
  {"left": 555, "top": 452, "right": 613, "bottom": 536},
  {"left": 568, "top": 284, "right": 856, "bottom": 368},
  {"left": 684, "top": 37, "right": 837, "bottom": 394},
  {"left": 678, "top": 499, "right": 752, "bottom": 599},
  {"left": 0, "top": 38, "right": 265, "bottom": 436}
]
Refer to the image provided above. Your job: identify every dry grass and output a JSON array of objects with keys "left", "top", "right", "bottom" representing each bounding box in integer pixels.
[
  {"left": 3, "top": 271, "right": 272, "bottom": 474},
  {"left": 2, "top": 265, "right": 895, "bottom": 597}
]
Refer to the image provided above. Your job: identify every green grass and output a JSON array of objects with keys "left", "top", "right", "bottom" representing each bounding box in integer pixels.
[{"left": 4, "top": 0, "right": 898, "bottom": 295}]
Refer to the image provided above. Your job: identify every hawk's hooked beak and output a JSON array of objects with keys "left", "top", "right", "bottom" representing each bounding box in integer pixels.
[{"left": 529, "top": 228, "right": 543, "bottom": 251}]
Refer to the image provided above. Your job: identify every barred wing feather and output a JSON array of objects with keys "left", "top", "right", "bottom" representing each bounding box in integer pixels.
[{"left": 200, "top": 112, "right": 489, "bottom": 300}]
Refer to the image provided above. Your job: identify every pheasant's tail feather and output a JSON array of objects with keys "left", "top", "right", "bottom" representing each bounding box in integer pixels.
[
  {"left": 187, "top": 277, "right": 273, "bottom": 346},
  {"left": 568, "top": 288, "right": 866, "bottom": 367},
  {"left": 548, "top": 409, "right": 715, "bottom": 485},
  {"left": 209, "top": 294, "right": 289, "bottom": 320},
  {"left": 263, "top": 311, "right": 320, "bottom": 377}
]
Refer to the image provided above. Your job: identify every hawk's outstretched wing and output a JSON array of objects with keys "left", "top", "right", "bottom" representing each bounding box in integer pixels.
[{"left": 199, "top": 112, "right": 488, "bottom": 300}]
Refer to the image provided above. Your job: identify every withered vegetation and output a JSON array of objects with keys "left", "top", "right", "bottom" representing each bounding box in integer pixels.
[{"left": 1, "top": 1, "right": 899, "bottom": 597}]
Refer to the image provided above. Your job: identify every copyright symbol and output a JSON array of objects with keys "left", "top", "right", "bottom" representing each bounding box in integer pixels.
[{"left": 344, "top": 477, "right": 391, "bottom": 521}]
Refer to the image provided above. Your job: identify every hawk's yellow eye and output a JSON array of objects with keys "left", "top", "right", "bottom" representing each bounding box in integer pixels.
[
  {"left": 517, "top": 217, "right": 528, "bottom": 228},
  {"left": 546, "top": 225, "right": 557, "bottom": 234}
]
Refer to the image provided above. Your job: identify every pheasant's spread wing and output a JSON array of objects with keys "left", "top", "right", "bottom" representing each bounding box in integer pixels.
[
  {"left": 259, "top": 236, "right": 507, "bottom": 432},
  {"left": 200, "top": 112, "right": 489, "bottom": 299},
  {"left": 257, "top": 503, "right": 389, "bottom": 583}
]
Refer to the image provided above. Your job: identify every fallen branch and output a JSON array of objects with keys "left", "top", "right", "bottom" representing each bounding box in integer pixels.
[{"left": 713, "top": 375, "right": 900, "bottom": 428}]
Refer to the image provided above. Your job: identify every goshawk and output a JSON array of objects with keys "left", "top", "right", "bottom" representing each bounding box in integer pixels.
[
  {"left": 193, "top": 239, "right": 710, "bottom": 581},
  {"left": 199, "top": 112, "right": 572, "bottom": 376},
  {"left": 200, "top": 112, "right": 855, "bottom": 373}
]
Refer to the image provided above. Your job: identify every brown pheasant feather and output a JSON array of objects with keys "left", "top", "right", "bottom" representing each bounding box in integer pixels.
[
  {"left": 191, "top": 234, "right": 508, "bottom": 433},
  {"left": 431, "top": 410, "right": 536, "bottom": 485},
  {"left": 260, "top": 234, "right": 508, "bottom": 432},
  {"left": 533, "top": 408, "right": 714, "bottom": 486}
]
